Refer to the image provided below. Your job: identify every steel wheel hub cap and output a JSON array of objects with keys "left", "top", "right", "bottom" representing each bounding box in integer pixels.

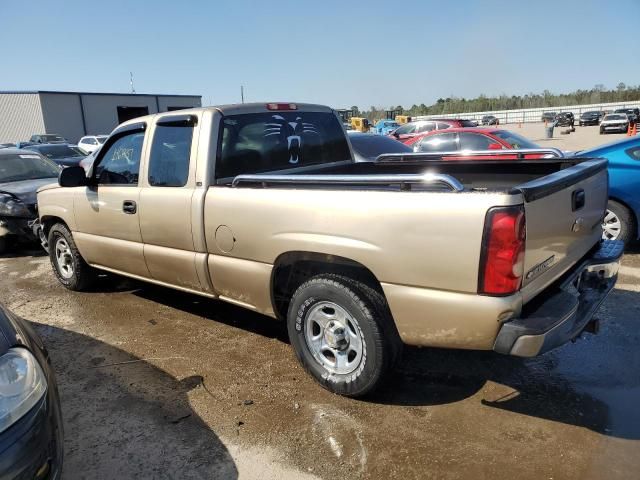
[
  {"left": 602, "top": 209, "right": 621, "bottom": 240},
  {"left": 304, "top": 301, "right": 364, "bottom": 375},
  {"left": 55, "top": 238, "right": 74, "bottom": 279}
]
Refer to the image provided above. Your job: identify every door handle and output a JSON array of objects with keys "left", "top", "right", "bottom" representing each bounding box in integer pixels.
[
  {"left": 571, "top": 189, "right": 585, "bottom": 211},
  {"left": 122, "top": 200, "right": 137, "bottom": 214}
]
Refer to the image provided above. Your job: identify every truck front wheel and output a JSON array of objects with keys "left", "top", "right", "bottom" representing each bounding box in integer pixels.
[
  {"left": 48, "top": 223, "right": 96, "bottom": 291},
  {"left": 287, "top": 274, "right": 401, "bottom": 397}
]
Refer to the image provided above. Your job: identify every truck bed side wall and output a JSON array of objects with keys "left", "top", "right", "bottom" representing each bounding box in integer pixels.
[{"left": 203, "top": 187, "right": 521, "bottom": 348}]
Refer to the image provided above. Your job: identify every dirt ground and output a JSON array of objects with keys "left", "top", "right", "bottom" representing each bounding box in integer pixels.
[
  {"left": 1, "top": 243, "right": 639, "bottom": 480},
  {"left": 498, "top": 122, "right": 632, "bottom": 152}
]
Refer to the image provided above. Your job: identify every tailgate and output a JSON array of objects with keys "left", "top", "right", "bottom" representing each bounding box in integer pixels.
[{"left": 517, "top": 159, "right": 608, "bottom": 301}]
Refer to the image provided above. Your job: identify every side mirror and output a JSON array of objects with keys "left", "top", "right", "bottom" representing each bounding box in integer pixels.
[
  {"left": 488, "top": 143, "right": 503, "bottom": 150},
  {"left": 59, "top": 166, "right": 88, "bottom": 187}
]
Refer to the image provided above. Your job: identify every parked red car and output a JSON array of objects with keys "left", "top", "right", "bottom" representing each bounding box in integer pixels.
[
  {"left": 389, "top": 118, "right": 477, "bottom": 144},
  {"left": 408, "top": 128, "right": 543, "bottom": 159}
]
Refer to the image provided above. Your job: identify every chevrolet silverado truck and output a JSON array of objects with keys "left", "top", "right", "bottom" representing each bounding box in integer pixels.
[{"left": 36, "top": 103, "right": 622, "bottom": 397}]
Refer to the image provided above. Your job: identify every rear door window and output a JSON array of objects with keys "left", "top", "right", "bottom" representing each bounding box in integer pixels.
[
  {"left": 416, "top": 122, "right": 436, "bottom": 133},
  {"left": 393, "top": 123, "right": 417, "bottom": 135},
  {"left": 216, "top": 111, "right": 351, "bottom": 179},
  {"left": 415, "top": 133, "right": 459, "bottom": 152},
  {"left": 148, "top": 120, "right": 194, "bottom": 187},
  {"left": 459, "top": 133, "right": 496, "bottom": 150}
]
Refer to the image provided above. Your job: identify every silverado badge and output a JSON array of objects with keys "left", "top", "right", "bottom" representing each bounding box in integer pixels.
[{"left": 525, "top": 255, "right": 555, "bottom": 281}]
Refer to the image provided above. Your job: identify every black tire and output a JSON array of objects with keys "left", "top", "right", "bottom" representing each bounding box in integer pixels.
[
  {"left": 600, "top": 128, "right": 605, "bottom": 134},
  {"left": 48, "top": 223, "right": 96, "bottom": 290},
  {"left": 287, "top": 274, "right": 402, "bottom": 397},
  {"left": 0, "top": 237, "right": 7, "bottom": 255},
  {"left": 604, "top": 200, "right": 636, "bottom": 244}
]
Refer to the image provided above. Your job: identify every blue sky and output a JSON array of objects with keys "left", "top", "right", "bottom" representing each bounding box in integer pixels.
[{"left": 1, "top": 0, "right": 638, "bottom": 109}]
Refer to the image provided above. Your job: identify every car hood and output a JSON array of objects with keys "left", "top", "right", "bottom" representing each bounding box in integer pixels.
[
  {"left": 601, "top": 119, "right": 627, "bottom": 124},
  {"left": 0, "top": 177, "right": 58, "bottom": 205}
]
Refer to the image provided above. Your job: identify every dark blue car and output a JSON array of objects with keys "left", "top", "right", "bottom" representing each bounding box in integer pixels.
[
  {"left": 0, "top": 304, "right": 63, "bottom": 478},
  {"left": 580, "top": 136, "right": 640, "bottom": 243}
]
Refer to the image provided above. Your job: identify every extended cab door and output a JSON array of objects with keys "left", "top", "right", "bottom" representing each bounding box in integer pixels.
[
  {"left": 138, "top": 114, "right": 207, "bottom": 291},
  {"left": 73, "top": 123, "right": 150, "bottom": 277}
]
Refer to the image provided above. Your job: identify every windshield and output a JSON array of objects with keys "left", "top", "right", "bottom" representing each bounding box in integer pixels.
[
  {"left": 491, "top": 131, "right": 539, "bottom": 149},
  {"left": 385, "top": 122, "right": 399, "bottom": 128},
  {"left": 349, "top": 134, "right": 411, "bottom": 159},
  {"left": 97, "top": 136, "right": 108, "bottom": 144},
  {"left": 216, "top": 111, "right": 352, "bottom": 179},
  {"left": 0, "top": 153, "right": 60, "bottom": 182},
  {"left": 582, "top": 111, "right": 598, "bottom": 116},
  {"left": 605, "top": 114, "right": 625, "bottom": 121},
  {"left": 29, "top": 144, "right": 85, "bottom": 159}
]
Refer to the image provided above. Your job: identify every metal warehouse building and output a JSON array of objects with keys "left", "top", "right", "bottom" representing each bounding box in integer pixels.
[{"left": 0, "top": 90, "right": 202, "bottom": 143}]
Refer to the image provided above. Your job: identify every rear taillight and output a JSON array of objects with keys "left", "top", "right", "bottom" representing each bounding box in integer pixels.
[{"left": 478, "top": 206, "right": 526, "bottom": 295}]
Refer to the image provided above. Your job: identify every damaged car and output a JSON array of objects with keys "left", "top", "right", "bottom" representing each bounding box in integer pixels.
[{"left": 0, "top": 149, "right": 59, "bottom": 253}]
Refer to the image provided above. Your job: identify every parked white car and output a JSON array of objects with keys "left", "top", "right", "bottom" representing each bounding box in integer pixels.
[
  {"left": 77, "top": 135, "right": 108, "bottom": 154},
  {"left": 599, "top": 114, "right": 629, "bottom": 134}
]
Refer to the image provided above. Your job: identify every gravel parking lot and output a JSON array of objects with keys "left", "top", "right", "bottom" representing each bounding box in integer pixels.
[
  {"left": 498, "top": 123, "right": 631, "bottom": 152},
  {"left": 1, "top": 242, "right": 639, "bottom": 479}
]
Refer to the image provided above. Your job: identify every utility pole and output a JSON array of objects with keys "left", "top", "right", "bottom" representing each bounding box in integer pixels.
[
  {"left": 130, "top": 72, "right": 136, "bottom": 94},
  {"left": 240, "top": 85, "right": 244, "bottom": 104}
]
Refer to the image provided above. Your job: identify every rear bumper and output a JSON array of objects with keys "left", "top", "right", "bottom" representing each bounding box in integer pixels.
[{"left": 494, "top": 240, "right": 623, "bottom": 357}]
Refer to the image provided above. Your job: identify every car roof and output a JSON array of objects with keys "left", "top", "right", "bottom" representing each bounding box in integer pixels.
[
  {"left": 423, "top": 127, "right": 499, "bottom": 134},
  {"left": 424, "top": 118, "right": 467, "bottom": 122}
]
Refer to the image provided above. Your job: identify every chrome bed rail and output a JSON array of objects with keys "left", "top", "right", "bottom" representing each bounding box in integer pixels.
[
  {"left": 376, "top": 147, "right": 566, "bottom": 163},
  {"left": 231, "top": 173, "right": 464, "bottom": 192}
]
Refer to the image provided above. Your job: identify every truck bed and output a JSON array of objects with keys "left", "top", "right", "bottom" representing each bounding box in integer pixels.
[{"left": 290, "top": 157, "right": 598, "bottom": 193}]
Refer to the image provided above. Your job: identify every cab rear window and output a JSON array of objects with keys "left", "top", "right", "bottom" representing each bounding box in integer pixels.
[{"left": 216, "top": 112, "right": 351, "bottom": 179}]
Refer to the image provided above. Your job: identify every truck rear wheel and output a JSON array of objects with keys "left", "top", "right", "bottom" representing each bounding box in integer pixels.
[
  {"left": 48, "top": 223, "right": 96, "bottom": 291},
  {"left": 287, "top": 274, "right": 402, "bottom": 397}
]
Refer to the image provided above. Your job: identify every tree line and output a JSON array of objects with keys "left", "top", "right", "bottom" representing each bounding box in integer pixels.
[{"left": 349, "top": 83, "right": 640, "bottom": 122}]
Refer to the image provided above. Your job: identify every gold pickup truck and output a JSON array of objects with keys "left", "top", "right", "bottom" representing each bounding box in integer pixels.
[{"left": 36, "top": 103, "right": 622, "bottom": 396}]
